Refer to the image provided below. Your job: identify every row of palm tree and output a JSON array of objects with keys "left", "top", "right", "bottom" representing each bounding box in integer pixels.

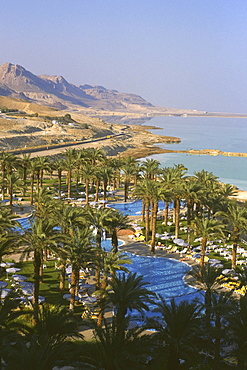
[{"left": 2, "top": 264, "right": 247, "bottom": 369}]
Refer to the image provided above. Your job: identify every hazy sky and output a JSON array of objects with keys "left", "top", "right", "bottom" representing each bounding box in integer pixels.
[{"left": 1, "top": 0, "right": 247, "bottom": 112}]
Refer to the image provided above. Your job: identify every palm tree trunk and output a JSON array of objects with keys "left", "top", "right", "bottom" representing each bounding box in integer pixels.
[
  {"left": 175, "top": 199, "right": 180, "bottom": 239},
  {"left": 30, "top": 173, "right": 35, "bottom": 205},
  {"left": 112, "top": 228, "right": 118, "bottom": 253},
  {"left": 200, "top": 237, "right": 207, "bottom": 268},
  {"left": 59, "top": 261, "right": 66, "bottom": 290},
  {"left": 95, "top": 180, "right": 99, "bottom": 202},
  {"left": 69, "top": 268, "right": 78, "bottom": 312},
  {"left": 232, "top": 241, "right": 237, "bottom": 269},
  {"left": 85, "top": 179, "right": 89, "bottom": 205},
  {"left": 145, "top": 200, "right": 150, "bottom": 242},
  {"left": 151, "top": 201, "right": 158, "bottom": 254},
  {"left": 67, "top": 170, "right": 72, "bottom": 198},
  {"left": 124, "top": 179, "right": 128, "bottom": 202},
  {"left": 95, "top": 230, "right": 102, "bottom": 291},
  {"left": 33, "top": 249, "right": 41, "bottom": 322},
  {"left": 58, "top": 170, "right": 62, "bottom": 197},
  {"left": 164, "top": 202, "right": 169, "bottom": 226},
  {"left": 97, "top": 275, "right": 107, "bottom": 328},
  {"left": 142, "top": 201, "right": 145, "bottom": 223}
]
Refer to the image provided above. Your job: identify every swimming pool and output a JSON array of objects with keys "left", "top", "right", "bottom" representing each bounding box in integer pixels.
[
  {"left": 101, "top": 239, "right": 202, "bottom": 314},
  {"left": 15, "top": 218, "right": 202, "bottom": 313},
  {"left": 107, "top": 200, "right": 173, "bottom": 216}
]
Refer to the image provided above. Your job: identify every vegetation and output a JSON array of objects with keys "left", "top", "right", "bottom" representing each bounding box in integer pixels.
[{"left": 0, "top": 149, "right": 247, "bottom": 368}]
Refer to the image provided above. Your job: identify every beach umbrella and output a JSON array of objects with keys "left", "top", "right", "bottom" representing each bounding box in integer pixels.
[
  {"left": 27, "top": 295, "right": 45, "bottom": 304},
  {"left": 65, "top": 266, "right": 72, "bottom": 274},
  {"left": 1, "top": 288, "right": 11, "bottom": 299},
  {"left": 12, "top": 275, "right": 28, "bottom": 282},
  {"left": 81, "top": 296, "right": 97, "bottom": 304},
  {"left": 22, "top": 287, "right": 34, "bottom": 295},
  {"left": 222, "top": 269, "right": 236, "bottom": 276},
  {"left": 6, "top": 267, "right": 21, "bottom": 273},
  {"left": 19, "top": 282, "right": 33, "bottom": 288},
  {"left": 6, "top": 267, "right": 21, "bottom": 280},
  {"left": 0, "top": 281, "right": 8, "bottom": 288},
  {"left": 5, "top": 262, "right": 15, "bottom": 266},
  {"left": 63, "top": 293, "right": 79, "bottom": 301},
  {"left": 161, "top": 236, "right": 170, "bottom": 240}
]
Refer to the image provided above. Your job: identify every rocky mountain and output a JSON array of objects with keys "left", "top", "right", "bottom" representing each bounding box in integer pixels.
[{"left": 0, "top": 63, "right": 154, "bottom": 112}]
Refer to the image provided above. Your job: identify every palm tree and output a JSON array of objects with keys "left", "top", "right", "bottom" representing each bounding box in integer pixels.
[
  {"left": 29, "top": 158, "right": 40, "bottom": 205},
  {"left": 63, "top": 148, "right": 78, "bottom": 198},
  {"left": 55, "top": 203, "right": 87, "bottom": 291},
  {"left": 193, "top": 169, "right": 219, "bottom": 216},
  {"left": 87, "top": 147, "right": 105, "bottom": 166},
  {"left": 216, "top": 201, "right": 247, "bottom": 269},
  {"left": 108, "top": 272, "right": 156, "bottom": 329},
  {"left": 80, "top": 163, "right": 95, "bottom": 205},
  {"left": 0, "top": 151, "right": 19, "bottom": 200},
  {"left": 209, "top": 291, "right": 234, "bottom": 367},
  {"left": 20, "top": 217, "right": 62, "bottom": 319},
  {"left": 0, "top": 235, "right": 18, "bottom": 276},
  {"left": 181, "top": 177, "right": 202, "bottom": 243},
  {"left": 34, "top": 156, "right": 51, "bottom": 189},
  {"left": 149, "top": 181, "right": 168, "bottom": 254},
  {"left": 18, "top": 153, "right": 31, "bottom": 196},
  {"left": 192, "top": 216, "right": 225, "bottom": 268},
  {"left": 96, "top": 250, "right": 131, "bottom": 327},
  {"left": 105, "top": 209, "right": 132, "bottom": 253},
  {"left": 0, "top": 202, "right": 19, "bottom": 234},
  {"left": 65, "top": 227, "right": 95, "bottom": 312},
  {"left": 84, "top": 317, "right": 152, "bottom": 370},
  {"left": 33, "top": 303, "right": 83, "bottom": 346},
  {"left": 4, "top": 303, "right": 82, "bottom": 370},
  {"left": 189, "top": 264, "right": 224, "bottom": 328},
  {"left": 140, "top": 158, "right": 160, "bottom": 180},
  {"left": 53, "top": 158, "right": 65, "bottom": 197},
  {"left": 5, "top": 173, "right": 22, "bottom": 211},
  {"left": 0, "top": 294, "right": 29, "bottom": 370},
  {"left": 151, "top": 297, "right": 203, "bottom": 369},
  {"left": 226, "top": 295, "right": 247, "bottom": 369},
  {"left": 133, "top": 179, "right": 153, "bottom": 242},
  {"left": 121, "top": 157, "right": 138, "bottom": 202}
]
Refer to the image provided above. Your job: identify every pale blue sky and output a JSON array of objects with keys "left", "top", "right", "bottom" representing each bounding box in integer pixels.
[{"left": 1, "top": 0, "right": 247, "bottom": 112}]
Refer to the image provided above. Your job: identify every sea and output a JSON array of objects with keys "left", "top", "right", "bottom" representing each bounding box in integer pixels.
[
  {"left": 140, "top": 115, "right": 247, "bottom": 191},
  {"left": 98, "top": 114, "right": 247, "bottom": 190}
]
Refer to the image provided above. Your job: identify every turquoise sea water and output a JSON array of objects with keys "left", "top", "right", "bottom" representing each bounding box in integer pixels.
[{"left": 142, "top": 116, "right": 247, "bottom": 190}]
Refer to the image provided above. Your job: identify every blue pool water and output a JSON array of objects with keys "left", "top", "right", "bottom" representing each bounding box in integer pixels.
[
  {"left": 13, "top": 216, "right": 32, "bottom": 234},
  {"left": 107, "top": 200, "right": 173, "bottom": 216},
  {"left": 16, "top": 217, "right": 203, "bottom": 313},
  {"left": 101, "top": 239, "right": 202, "bottom": 314}
]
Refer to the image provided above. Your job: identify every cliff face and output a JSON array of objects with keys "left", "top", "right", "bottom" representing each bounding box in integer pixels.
[{"left": 0, "top": 63, "right": 154, "bottom": 112}]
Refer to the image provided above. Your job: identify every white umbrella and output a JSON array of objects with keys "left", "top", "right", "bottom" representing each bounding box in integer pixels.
[
  {"left": 22, "top": 287, "right": 34, "bottom": 295},
  {"left": 6, "top": 267, "right": 21, "bottom": 273},
  {"left": 6, "top": 267, "right": 21, "bottom": 280},
  {"left": 1, "top": 288, "right": 11, "bottom": 298},
  {"left": 0, "top": 281, "right": 8, "bottom": 288},
  {"left": 19, "top": 281, "right": 34, "bottom": 288},
  {"left": 27, "top": 295, "right": 45, "bottom": 304},
  {"left": 0, "top": 262, "right": 6, "bottom": 267},
  {"left": 81, "top": 296, "right": 97, "bottom": 304},
  {"left": 63, "top": 293, "right": 79, "bottom": 301},
  {"left": 12, "top": 275, "right": 27, "bottom": 282},
  {"left": 79, "top": 283, "right": 92, "bottom": 289}
]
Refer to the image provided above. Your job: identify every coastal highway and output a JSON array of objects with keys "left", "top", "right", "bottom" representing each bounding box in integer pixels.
[{"left": 9, "top": 132, "right": 127, "bottom": 158}]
